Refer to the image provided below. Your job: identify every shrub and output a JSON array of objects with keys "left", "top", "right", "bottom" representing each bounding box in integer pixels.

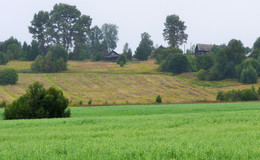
[
  {"left": 242, "top": 88, "right": 258, "bottom": 101},
  {"left": 4, "top": 82, "right": 70, "bottom": 120},
  {"left": 95, "top": 53, "right": 101, "bottom": 61},
  {"left": 88, "top": 100, "right": 92, "bottom": 105},
  {"left": 49, "top": 45, "right": 68, "bottom": 62},
  {"left": 117, "top": 54, "right": 127, "bottom": 65},
  {"left": 154, "top": 47, "right": 183, "bottom": 64},
  {"left": 196, "top": 69, "right": 207, "bottom": 80},
  {"left": 216, "top": 87, "right": 257, "bottom": 102},
  {"left": 156, "top": 95, "right": 162, "bottom": 103},
  {"left": 0, "top": 68, "right": 18, "bottom": 85},
  {"left": 0, "top": 52, "right": 8, "bottom": 65},
  {"left": 240, "top": 64, "right": 258, "bottom": 84},
  {"left": 79, "top": 101, "right": 83, "bottom": 105},
  {"left": 120, "top": 61, "right": 124, "bottom": 67},
  {"left": 216, "top": 91, "right": 225, "bottom": 101}
]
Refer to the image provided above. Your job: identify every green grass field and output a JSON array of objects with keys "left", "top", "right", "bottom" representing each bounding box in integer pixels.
[
  {"left": 1, "top": 103, "right": 260, "bottom": 159},
  {"left": 0, "top": 60, "right": 257, "bottom": 105}
]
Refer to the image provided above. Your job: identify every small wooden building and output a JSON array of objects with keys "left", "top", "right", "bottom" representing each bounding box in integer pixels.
[
  {"left": 195, "top": 44, "right": 213, "bottom": 56},
  {"left": 103, "top": 50, "right": 120, "bottom": 61}
]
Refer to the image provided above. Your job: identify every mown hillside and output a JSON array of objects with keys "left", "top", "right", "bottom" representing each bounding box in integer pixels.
[{"left": 0, "top": 60, "right": 258, "bottom": 105}]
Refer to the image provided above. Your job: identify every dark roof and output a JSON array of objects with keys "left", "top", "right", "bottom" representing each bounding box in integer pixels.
[
  {"left": 195, "top": 44, "right": 213, "bottom": 52},
  {"left": 158, "top": 45, "right": 165, "bottom": 49},
  {"left": 103, "top": 50, "right": 120, "bottom": 58}
]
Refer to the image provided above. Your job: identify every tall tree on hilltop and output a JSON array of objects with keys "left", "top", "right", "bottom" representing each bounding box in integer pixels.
[
  {"left": 135, "top": 32, "right": 154, "bottom": 61},
  {"left": 29, "top": 11, "right": 50, "bottom": 54},
  {"left": 122, "top": 43, "right": 132, "bottom": 60},
  {"left": 101, "top": 23, "right": 119, "bottom": 51},
  {"left": 89, "top": 26, "right": 103, "bottom": 56},
  {"left": 49, "top": 3, "right": 81, "bottom": 50},
  {"left": 163, "top": 14, "right": 188, "bottom": 48},
  {"left": 29, "top": 3, "right": 92, "bottom": 55}
]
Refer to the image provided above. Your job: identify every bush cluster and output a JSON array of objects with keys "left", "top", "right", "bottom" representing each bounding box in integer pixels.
[
  {"left": 217, "top": 86, "right": 259, "bottom": 102},
  {"left": 4, "top": 82, "right": 70, "bottom": 120},
  {"left": 159, "top": 53, "right": 190, "bottom": 74},
  {"left": 154, "top": 47, "right": 183, "bottom": 64},
  {"left": 0, "top": 68, "right": 18, "bottom": 85},
  {"left": 31, "top": 45, "right": 67, "bottom": 73}
]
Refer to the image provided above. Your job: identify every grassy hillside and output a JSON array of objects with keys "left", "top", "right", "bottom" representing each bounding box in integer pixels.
[
  {"left": 1, "top": 103, "right": 260, "bottom": 159},
  {"left": 0, "top": 60, "right": 258, "bottom": 105}
]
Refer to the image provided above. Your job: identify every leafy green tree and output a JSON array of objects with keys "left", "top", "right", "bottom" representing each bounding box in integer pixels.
[
  {"left": 101, "top": 23, "right": 119, "bottom": 51},
  {"left": 116, "top": 54, "right": 127, "bottom": 67},
  {"left": 49, "top": 45, "right": 68, "bottom": 62},
  {"left": 0, "top": 37, "right": 20, "bottom": 53},
  {"left": 159, "top": 53, "right": 189, "bottom": 74},
  {"left": 94, "top": 53, "right": 102, "bottom": 61},
  {"left": 135, "top": 32, "right": 154, "bottom": 61},
  {"left": 89, "top": 26, "right": 103, "bottom": 59},
  {"left": 253, "top": 37, "right": 260, "bottom": 50},
  {"left": 226, "top": 39, "right": 245, "bottom": 65},
  {"left": 28, "top": 11, "right": 50, "bottom": 54},
  {"left": 242, "top": 88, "right": 258, "bottom": 101},
  {"left": 7, "top": 43, "right": 20, "bottom": 60},
  {"left": 163, "top": 14, "right": 188, "bottom": 47},
  {"left": 152, "top": 46, "right": 183, "bottom": 64},
  {"left": 240, "top": 64, "right": 258, "bottom": 84},
  {"left": 29, "top": 3, "right": 92, "bottom": 53},
  {"left": 196, "top": 53, "right": 215, "bottom": 70},
  {"left": 126, "top": 49, "right": 133, "bottom": 61},
  {"left": 49, "top": 3, "right": 81, "bottom": 50},
  {"left": 31, "top": 45, "right": 67, "bottom": 73},
  {"left": 19, "top": 42, "right": 31, "bottom": 61},
  {"left": 31, "top": 55, "right": 44, "bottom": 72},
  {"left": 28, "top": 40, "right": 40, "bottom": 61},
  {"left": 73, "top": 15, "right": 92, "bottom": 49},
  {"left": 72, "top": 15, "right": 92, "bottom": 60},
  {"left": 70, "top": 44, "right": 91, "bottom": 60},
  {"left": 155, "top": 95, "right": 162, "bottom": 103},
  {"left": 0, "top": 52, "right": 8, "bottom": 65},
  {"left": 42, "top": 86, "right": 70, "bottom": 118},
  {"left": 236, "top": 58, "right": 260, "bottom": 78},
  {"left": 0, "top": 68, "right": 18, "bottom": 85},
  {"left": 122, "top": 43, "right": 132, "bottom": 60}
]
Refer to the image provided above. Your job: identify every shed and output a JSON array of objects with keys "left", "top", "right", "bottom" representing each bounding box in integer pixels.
[
  {"left": 195, "top": 44, "right": 213, "bottom": 56},
  {"left": 103, "top": 50, "right": 120, "bottom": 61}
]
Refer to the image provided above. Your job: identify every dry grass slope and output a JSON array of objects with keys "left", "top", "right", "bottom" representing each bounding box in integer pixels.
[{"left": 0, "top": 60, "right": 258, "bottom": 105}]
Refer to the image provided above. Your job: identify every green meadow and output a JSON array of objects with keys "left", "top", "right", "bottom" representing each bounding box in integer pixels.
[{"left": 1, "top": 103, "right": 260, "bottom": 159}]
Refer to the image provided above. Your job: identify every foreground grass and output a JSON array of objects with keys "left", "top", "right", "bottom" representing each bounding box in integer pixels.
[{"left": 0, "top": 103, "right": 260, "bottom": 159}]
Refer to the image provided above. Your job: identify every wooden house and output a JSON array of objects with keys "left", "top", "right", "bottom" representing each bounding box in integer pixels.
[
  {"left": 195, "top": 44, "right": 213, "bottom": 56},
  {"left": 103, "top": 50, "right": 120, "bottom": 61}
]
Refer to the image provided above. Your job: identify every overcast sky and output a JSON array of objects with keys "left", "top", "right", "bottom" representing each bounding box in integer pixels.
[{"left": 1, "top": 0, "right": 260, "bottom": 52}]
